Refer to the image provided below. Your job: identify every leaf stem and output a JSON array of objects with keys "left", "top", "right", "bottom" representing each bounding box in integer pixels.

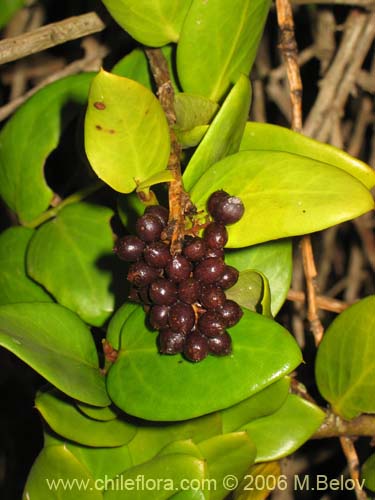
[
  {"left": 145, "top": 48, "right": 192, "bottom": 255},
  {"left": 23, "top": 179, "right": 104, "bottom": 228}
]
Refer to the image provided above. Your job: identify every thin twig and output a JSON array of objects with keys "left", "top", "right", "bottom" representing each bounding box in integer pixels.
[
  {"left": 287, "top": 289, "right": 350, "bottom": 313},
  {"left": 0, "top": 12, "right": 105, "bottom": 65},
  {"left": 314, "top": 412, "right": 375, "bottom": 439},
  {"left": 339, "top": 437, "right": 368, "bottom": 500},
  {"left": 145, "top": 48, "right": 191, "bottom": 255},
  {"left": 0, "top": 38, "right": 108, "bottom": 121},
  {"left": 291, "top": 0, "right": 375, "bottom": 7}
]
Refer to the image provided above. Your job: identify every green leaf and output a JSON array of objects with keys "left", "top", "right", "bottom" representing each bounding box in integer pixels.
[
  {"left": 189, "top": 150, "right": 375, "bottom": 247},
  {"left": 241, "top": 394, "right": 325, "bottom": 462},
  {"left": 177, "top": 0, "right": 271, "bottom": 101},
  {"left": 102, "top": 0, "right": 193, "bottom": 46},
  {"left": 0, "top": 302, "right": 109, "bottom": 406},
  {"left": 106, "top": 303, "right": 141, "bottom": 350},
  {"left": 36, "top": 389, "right": 136, "bottom": 447},
  {"left": 240, "top": 122, "right": 375, "bottom": 190},
  {"left": 23, "top": 445, "right": 103, "bottom": 500},
  {"left": 174, "top": 93, "right": 218, "bottom": 132},
  {"left": 112, "top": 48, "right": 152, "bottom": 89},
  {"left": 76, "top": 403, "right": 118, "bottom": 422},
  {"left": 315, "top": 295, "right": 375, "bottom": 419},
  {"left": 0, "top": 0, "right": 24, "bottom": 29},
  {"left": 226, "top": 270, "right": 272, "bottom": 317},
  {"left": 85, "top": 69, "right": 170, "bottom": 193},
  {"left": 170, "top": 490, "right": 205, "bottom": 500},
  {"left": 158, "top": 439, "right": 203, "bottom": 459},
  {"left": 107, "top": 307, "right": 301, "bottom": 421},
  {"left": 103, "top": 454, "right": 207, "bottom": 499},
  {"left": 0, "top": 73, "right": 93, "bottom": 224},
  {"left": 27, "top": 202, "right": 115, "bottom": 327},
  {"left": 362, "top": 453, "right": 375, "bottom": 493},
  {"left": 221, "top": 377, "right": 290, "bottom": 433},
  {"left": 176, "top": 125, "right": 209, "bottom": 149},
  {"left": 117, "top": 192, "right": 146, "bottom": 232},
  {"left": 183, "top": 75, "right": 251, "bottom": 191},
  {"left": 198, "top": 433, "right": 256, "bottom": 500},
  {"left": 226, "top": 240, "right": 292, "bottom": 316},
  {"left": 0, "top": 226, "right": 52, "bottom": 305}
]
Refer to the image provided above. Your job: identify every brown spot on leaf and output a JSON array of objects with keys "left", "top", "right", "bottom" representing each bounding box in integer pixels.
[
  {"left": 95, "top": 124, "right": 103, "bottom": 130},
  {"left": 94, "top": 101, "right": 106, "bottom": 110},
  {"left": 108, "top": 129, "right": 116, "bottom": 134}
]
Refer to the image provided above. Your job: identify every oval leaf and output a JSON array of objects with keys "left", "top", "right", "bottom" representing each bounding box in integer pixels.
[
  {"left": 183, "top": 74, "right": 251, "bottom": 191},
  {"left": 0, "top": 226, "right": 52, "bottom": 305},
  {"left": 241, "top": 122, "right": 375, "bottom": 189},
  {"left": 177, "top": 0, "right": 271, "bottom": 101},
  {"left": 76, "top": 402, "right": 118, "bottom": 422},
  {"left": 226, "top": 270, "right": 272, "bottom": 317},
  {"left": 106, "top": 303, "right": 141, "bottom": 350},
  {"left": 85, "top": 69, "right": 170, "bottom": 193},
  {"left": 23, "top": 445, "right": 103, "bottom": 500},
  {"left": 27, "top": 202, "right": 115, "bottom": 326},
  {"left": 189, "top": 151, "right": 374, "bottom": 247},
  {"left": 36, "top": 389, "right": 136, "bottom": 447},
  {"left": 102, "top": 0, "right": 193, "bottom": 46},
  {"left": 0, "top": 302, "right": 109, "bottom": 406},
  {"left": 174, "top": 93, "right": 218, "bottom": 131},
  {"left": 106, "top": 307, "right": 302, "bottom": 421},
  {"left": 315, "top": 295, "right": 375, "bottom": 419},
  {"left": 0, "top": 73, "right": 93, "bottom": 224},
  {"left": 241, "top": 394, "right": 325, "bottom": 462},
  {"left": 226, "top": 240, "right": 292, "bottom": 316},
  {"left": 362, "top": 453, "right": 375, "bottom": 493}
]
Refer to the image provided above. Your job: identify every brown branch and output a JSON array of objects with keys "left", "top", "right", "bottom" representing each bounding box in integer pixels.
[
  {"left": 287, "top": 289, "right": 350, "bottom": 313},
  {"left": 340, "top": 437, "right": 368, "bottom": 500},
  {"left": 291, "top": 0, "right": 375, "bottom": 7},
  {"left": 0, "top": 12, "right": 105, "bottom": 66},
  {"left": 314, "top": 412, "right": 375, "bottom": 439},
  {"left": 145, "top": 48, "right": 190, "bottom": 255}
]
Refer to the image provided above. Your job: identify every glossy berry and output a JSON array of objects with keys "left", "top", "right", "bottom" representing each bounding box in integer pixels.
[
  {"left": 221, "top": 300, "right": 243, "bottom": 327},
  {"left": 144, "top": 242, "right": 171, "bottom": 268},
  {"left": 197, "top": 310, "right": 226, "bottom": 337},
  {"left": 158, "top": 329, "right": 185, "bottom": 354},
  {"left": 149, "top": 278, "right": 177, "bottom": 305},
  {"left": 194, "top": 257, "right": 225, "bottom": 284},
  {"left": 207, "top": 332, "right": 232, "bottom": 356},
  {"left": 207, "top": 190, "right": 230, "bottom": 217},
  {"left": 149, "top": 305, "right": 170, "bottom": 329},
  {"left": 114, "top": 235, "right": 145, "bottom": 262},
  {"left": 169, "top": 302, "right": 195, "bottom": 334},
  {"left": 216, "top": 265, "right": 239, "bottom": 289},
  {"left": 145, "top": 205, "right": 169, "bottom": 227},
  {"left": 165, "top": 255, "right": 192, "bottom": 282},
  {"left": 127, "top": 261, "right": 159, "bottom": 287},
  {"left": 200, "top": 285, "right": 226, "bottom": 309},
  {"left": 184, "top": 332, "right": 209, "bottom": 362},
  {"left": 205, "top": 247, "right": 225, "bottom": 259},
  {"left": 178, "top": 278, "right": 201, "bottom": 304},
  {"left": 204, "top": 222, "right": 228, "bottom": 249},
  {"left": 136, "top": 214, "right": 163, "bottom": 242},
  {"left": 212, "top": 196, "right": 244, "bottom": 225},
  {"left": 183, "top": 237, "right": 207, "bottom": 261}
]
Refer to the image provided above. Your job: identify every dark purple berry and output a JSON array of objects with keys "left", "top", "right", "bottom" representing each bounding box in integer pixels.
[
  {"left": 184, "top": 332, "right": 209, "bottom": 362},
  {"left": 149, "top": 305, "right": 170, "bottom": 329},
  {"left": 200, "top": 285, "right": 226, "bottom": 310},
  {"left": 221, "top": 300, "right": 243, "bottom": 327},
  {"left": 149, "top": 279, "right": 177, "bottom": 305},
  {"left": 158, "top": 329, "right": 185, "bottom": 354},
  {"left": 197, "top": 310, "right": 226, "bottom": 337},
  {"left": 165, "top": 255, "right": 192, "bottom": 282},
  {"left": 127, "top": 261, "right": 159, "bottom": 287},
  {"left": 207, "top": 190, "right": 230, "bottom": 217},
  {"left": 114, "top": 235, "right": 145, "bottom": 261},
  {"left": 144, "top": 242, "right": 171, "bottom": 268},
  {"left": 145, "top": 205, "right": 169, "bottom": 227},
  {"left": 136, "top": 214, "right": 163, "bottom": 242},
  {"left": 169, "top": 302, "right": 195, "bottom": 334},
  {"left": 183, "top": 237, "right": 207, "bottom": 261},
  {"left": 205, "top": 247, "right": 225, "bottom": 259},
  {"left": 178, "top": 278, "right": 201, "bottom": 304},
  {"left": 207, "top": 332, "right": 232, "bottom": 356},
  {"left": 204, "top": 222, "right": 228, "bottom": 249},
  {"left": 194, "top": 257, "right": 225, "bottom": 284},
  {"left": 213, "top": 196, "right": 245, "bottom": 225},
  {"left": 216, "top": 266, "right": 239, "bottom": 289}
]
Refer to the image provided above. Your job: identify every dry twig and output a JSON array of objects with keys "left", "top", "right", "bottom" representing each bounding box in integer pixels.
[
  {"left": 339, "top": 437, "right": 368, "bottom": 500},
  {"left": 0, "top": 12, "right": 105, "bottom": 65},
  {"left": 286, "top": 289, "right": 349, "bottom": 313}
]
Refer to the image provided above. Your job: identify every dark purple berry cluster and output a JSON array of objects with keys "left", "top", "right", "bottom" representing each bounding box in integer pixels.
[{"left": 114, "top": 191, "right": 244, "bottom": 363}]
